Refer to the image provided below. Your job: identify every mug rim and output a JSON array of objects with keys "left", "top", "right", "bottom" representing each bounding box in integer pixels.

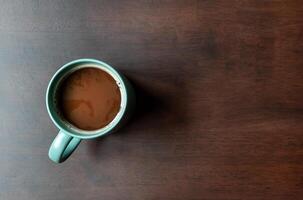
[{"left": 46, "top": 58, "right": 128, "bottom": 139}]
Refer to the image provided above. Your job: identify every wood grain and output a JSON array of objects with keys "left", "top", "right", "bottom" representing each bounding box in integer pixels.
[{"left": 0, "top": 0, "right": 303, "bottom": 199}]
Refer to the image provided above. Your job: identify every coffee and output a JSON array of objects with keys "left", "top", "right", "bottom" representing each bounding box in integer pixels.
[{"left": 57, "top": 67, "right": 121, "bottom": 131}]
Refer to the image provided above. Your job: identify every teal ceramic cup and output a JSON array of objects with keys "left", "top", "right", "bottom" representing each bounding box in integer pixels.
[{"left": 46, "top": 59, "right": 135, "bottom": 163}]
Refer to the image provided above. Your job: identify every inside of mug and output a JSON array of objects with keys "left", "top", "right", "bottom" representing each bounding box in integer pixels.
[{"left": 47, "top": 60, "right": 127, "bottom": 138}]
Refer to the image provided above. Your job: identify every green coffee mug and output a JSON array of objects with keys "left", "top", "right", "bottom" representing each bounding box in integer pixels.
[{"left": 46, "top": 59, "right": 135, "bottom": 163}]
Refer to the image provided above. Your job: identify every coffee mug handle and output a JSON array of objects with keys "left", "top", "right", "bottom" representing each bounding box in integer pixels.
[{"left": 48, "top": 131, "right": 81, "bottom": 163}]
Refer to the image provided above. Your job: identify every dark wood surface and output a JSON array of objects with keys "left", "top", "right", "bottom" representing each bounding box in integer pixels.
[{"left": 1, "top": 0, "right": 303, "bottom": 199}]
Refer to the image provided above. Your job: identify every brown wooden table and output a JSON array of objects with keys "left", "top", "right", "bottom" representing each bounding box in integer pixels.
[{"left": 1, "top": 0, "right": 303, "bottom": 199}]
